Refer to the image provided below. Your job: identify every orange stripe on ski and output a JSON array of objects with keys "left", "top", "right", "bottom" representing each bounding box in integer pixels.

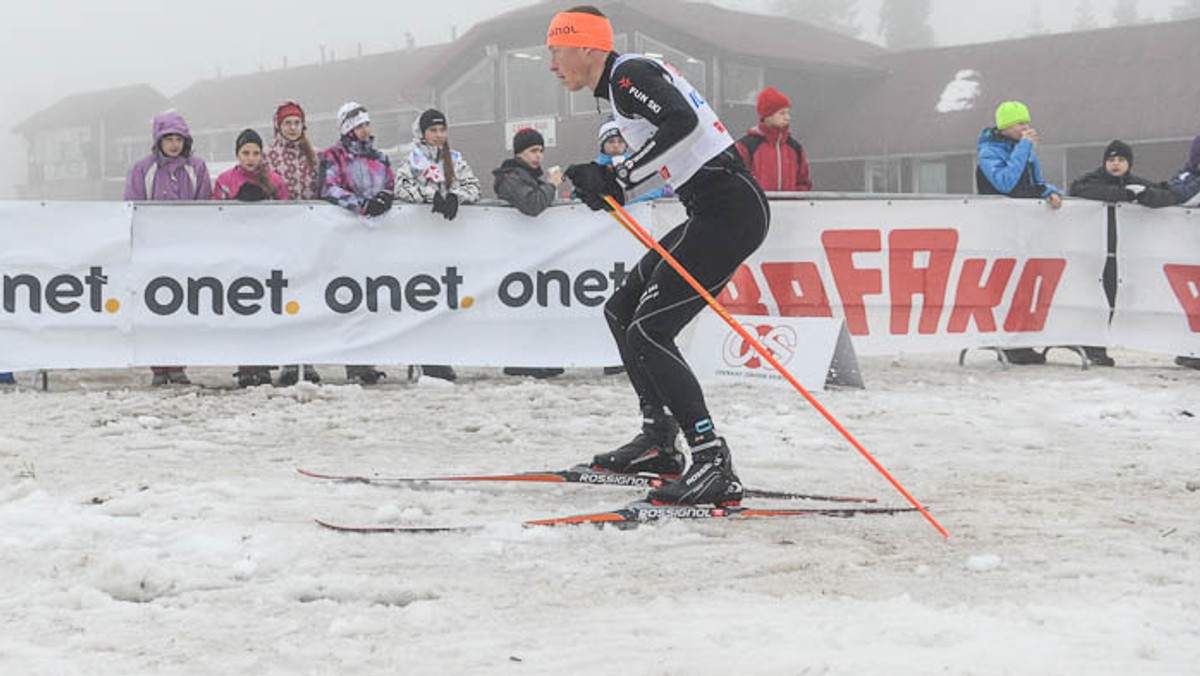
[{"left": 523, "top": 513, "right": 626, "bottom": 526}]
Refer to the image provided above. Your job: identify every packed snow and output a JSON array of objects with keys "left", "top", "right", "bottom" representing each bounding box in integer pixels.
[
  {"left": 936, "top": 69, "right": 982, "bottom": 113},
  {"left": 1, "top": 350, "right": 1197, "bottom": 675}
]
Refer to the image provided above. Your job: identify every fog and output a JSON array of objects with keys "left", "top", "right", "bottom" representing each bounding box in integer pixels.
[{"left": 0, "top": 0, "right": 1184, "bottom": 197}]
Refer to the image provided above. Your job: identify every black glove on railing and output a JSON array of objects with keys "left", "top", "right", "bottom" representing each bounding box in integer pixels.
[
  {"left": 432, "top": 191, "right": 459, "bottom": 221},
  {"left": 363, "top": 191, "right": 394, "bottom": 217}
]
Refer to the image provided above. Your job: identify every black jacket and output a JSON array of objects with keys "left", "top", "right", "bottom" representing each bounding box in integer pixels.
[
  {"left": 493, "top": 158, "right": 556, "bottom": 217},
  {"left": 1069, "top": 167, "right": 1176, "bottom": 208}
]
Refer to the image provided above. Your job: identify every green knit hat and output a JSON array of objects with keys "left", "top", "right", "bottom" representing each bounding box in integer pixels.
[{"left": 995, "top": 101, "right": 1031, "bottom": 130}]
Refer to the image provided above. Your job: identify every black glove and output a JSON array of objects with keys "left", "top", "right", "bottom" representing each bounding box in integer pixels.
[
  {"left": 432, "top": 190, "right": 459, "bottom": 221},
  {"left": 566, "top": 162, "right": 624, "bottom": 212},
  {"left": 363, "top": 191, "right": 393, "bottom": 217}
]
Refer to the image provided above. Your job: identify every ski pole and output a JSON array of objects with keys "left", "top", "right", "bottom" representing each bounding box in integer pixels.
[{"left": 602, "top": 195, "right": 948, "bottom": 539}]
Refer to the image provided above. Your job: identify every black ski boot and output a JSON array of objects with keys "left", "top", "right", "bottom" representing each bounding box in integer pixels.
[
  {"left": 646, "top": 437, "right": 743, "bottom": 506},
  {"left": 591, "top": 410, "right": 685, "bottom": 476},
  {"left": 346, "top": 365, "right": 386, "bottom": 386}
]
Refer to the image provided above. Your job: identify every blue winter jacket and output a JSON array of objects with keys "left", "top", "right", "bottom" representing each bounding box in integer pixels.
[
  {"left": 975, "top": 128, "right": 1061, "bottom": 199},
  {"left": 1166, "top": 168, "right": 1200, "bottom": 206}
]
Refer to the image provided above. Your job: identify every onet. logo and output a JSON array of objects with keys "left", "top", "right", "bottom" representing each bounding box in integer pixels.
[{"left": 722, "top": 323, "right": 797, "bottom": 370}]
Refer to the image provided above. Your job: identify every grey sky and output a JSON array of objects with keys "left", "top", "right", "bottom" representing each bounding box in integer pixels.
[{"left": 0, "top": 0, "right": 1185, "bottom": 197}]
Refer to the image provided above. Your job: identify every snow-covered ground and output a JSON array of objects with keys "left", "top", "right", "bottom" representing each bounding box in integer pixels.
[{"left": 1, "top": 351, "right": 1197, "bottom": 675}]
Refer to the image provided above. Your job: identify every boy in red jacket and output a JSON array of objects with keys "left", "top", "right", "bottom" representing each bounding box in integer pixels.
[{"left": 735, "top": 87, "right": 812, "bottom": 192}]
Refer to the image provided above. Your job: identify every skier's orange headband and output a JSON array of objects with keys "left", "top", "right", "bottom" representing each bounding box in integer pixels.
[{"left": 546, "top": 11, "right": 614, "bottom": 51}]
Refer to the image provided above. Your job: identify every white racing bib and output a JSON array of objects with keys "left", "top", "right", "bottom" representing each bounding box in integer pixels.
[{"left": 608, "top": 54, "right": 734, "bottom": 200}]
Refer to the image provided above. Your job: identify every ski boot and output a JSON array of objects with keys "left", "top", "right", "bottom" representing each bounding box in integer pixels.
[
  {"left": 591, "top": 409, "right": 685, "bottom": 476},
  {"left": 421, "top": 365, "right": 458, "bottom": 382},
  {"left": 235, "top": 367, "right": 273, "bottom": 388},
  {"left": 280, "top": 365, "right": 321, "bottom": 386},
  {"left": 646, "top": 437, "right": 743, "bottom": 506}
]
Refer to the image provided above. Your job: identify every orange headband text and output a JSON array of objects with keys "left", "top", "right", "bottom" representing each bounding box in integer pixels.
[{"left": 546, "top": 12, "right": 614, "bottom": 51}]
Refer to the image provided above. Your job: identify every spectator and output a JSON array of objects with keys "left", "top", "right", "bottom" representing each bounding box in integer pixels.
[
  {"left": 734, "top": 87, "right": 812, "bottom": 192},
  {"left": 319, "top": 102, "right": 395, "bottom": 386},
  {"left": 214, "top": 129, "right": 288, "bottom": 387},
  {"left": 264, "top": 100, "right": 322, "bottom": 386},
  {"left": 396, "top": 108, "right": 484, "bottom": 383},
  {"left": 1069, "top": 140, "right": 1176, "bottom": 208},
  {"left": 1166, "top": 135, "right": 1200, "bottom": 208},
  {"left": 493, "top": 128, "right": 565, "bottom": 379},
  {"left": 975, "top": 101, "right": 1063, "bottom": 366},
  {"left": 1068, "top": 140, "right": 1176, "bottom": 368},
  {"left": 264, "top": 100, "right": 320, "bottom": 200},
  {"left": 125, "top": 110, "right": 212, "bottom": 386},
  {"left": 595, "top": 121, "right": 671, "bottom": 203},
  {"left": 396, "top": 108, "right": 482, "bottom": 218},
  {"left": 1168, "top": 138, "right": 1200, "bottom": 369},
  {"left": 492, "top": 128, "right": 562, "bottom": 217}
]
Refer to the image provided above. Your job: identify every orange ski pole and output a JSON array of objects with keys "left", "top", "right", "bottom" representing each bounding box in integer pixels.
[{"left": 602, "top": 195, "right": 948, "bottom": 539}]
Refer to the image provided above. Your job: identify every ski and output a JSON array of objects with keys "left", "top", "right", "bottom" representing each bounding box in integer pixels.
[
  {"left": 315, "top": 503, "right": 916, "bottom": 533},
  {"left": 297, "top": 466, "right": 877, "bottom": 504}
]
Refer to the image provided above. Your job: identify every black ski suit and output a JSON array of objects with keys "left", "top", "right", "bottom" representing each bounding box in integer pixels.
[{"left": 592, "top": 52, "right": 770, "bottom": 443}]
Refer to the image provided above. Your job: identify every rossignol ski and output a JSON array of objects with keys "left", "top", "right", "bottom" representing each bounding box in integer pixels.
[
  {"left": 297, "top": 466, "right": 877, "bottom": 504},
  {"left": 315, "top": 502, "right": 917, "bottom": 533}
]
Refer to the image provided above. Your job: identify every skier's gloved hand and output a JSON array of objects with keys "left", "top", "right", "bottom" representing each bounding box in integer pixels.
[
  {"left": 432, "top": 191, "right": 459, "bottom": 221},
  {"left": 566, "top": 162, "right": 624, "bottom": 212}
]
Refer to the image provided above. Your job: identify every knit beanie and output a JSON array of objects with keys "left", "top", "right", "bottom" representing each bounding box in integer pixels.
[
  {"left": 512, "top": 128, "right": 545, "bottom": 155},
  {"left": 419, "top": 109, "right": 447, "bottom": 136},
  {"left": 274, "top": 101, "right": 305, "bottom": 130},
  {"left": 995, "top": 101, "right": 1031, "bottom": 130},
  {"left": 1189, "top": 135, "right": 1200, "bottom": 172},
  {"left": 598, "top": 121, "right": 622, "bottom": 148},
  {"left": 756, "top": 87, "right": 791, "bottom": 120},
  {"left": 236, "top": 128, "right": 263, "bottom": 153},
  {"left": 1104, "top": 139, "right": 1133, "bottom": 166},
  {"left": 337, "top": 102, "right": 370, "bottom": 136}
]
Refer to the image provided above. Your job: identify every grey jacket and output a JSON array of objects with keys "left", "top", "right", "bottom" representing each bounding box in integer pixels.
[{"left": 492, "top": 158, "right": 557, "bottom": 216}]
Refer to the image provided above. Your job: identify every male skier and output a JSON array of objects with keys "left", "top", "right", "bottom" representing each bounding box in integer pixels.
[{"left": 548, "top": 6, "right": 770, "bottom": 505}]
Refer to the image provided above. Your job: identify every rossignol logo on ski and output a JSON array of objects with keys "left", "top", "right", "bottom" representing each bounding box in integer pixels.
[
  {"left": 577, "top": 472, "right": 658, "bottom": 487},
  {"left": 632, "top": 505, "right": 724, "bottom": 521}
]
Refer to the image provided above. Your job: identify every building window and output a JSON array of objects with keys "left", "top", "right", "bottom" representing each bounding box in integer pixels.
[
  {"left": 569, "top": 34, "right": 629, "bottom": 116},
  {"left": 915, "top": 159, "right": 948, "bottom": 194},
  {"left": 723, "top": 62, "right": 762, "bottom": 105},
  {"left": 443, "top": 56, "right": 496, "bottom": 125},
  {"left": 865, "top": 157, "right": 901, "bottom": 193},
  {"left": 505, "top": 46, "right": 559, "bottom": 119},
  {"left": 635, "top": 33, "right": 705, "bottom": 94}
]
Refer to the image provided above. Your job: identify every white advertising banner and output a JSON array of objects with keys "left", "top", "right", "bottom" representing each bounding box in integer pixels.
[
  {"left": 1, "top": 198, "right": 1194, "bottom": 370},
  {"left": 0, "top": 202, "right": 134, "bottom": 370},
  {"left": 1110, "top": 205, "right": 1200, "bottom": 356},
  {"left": 669, "top": 198, "right": 1112, "bottom": 356}
]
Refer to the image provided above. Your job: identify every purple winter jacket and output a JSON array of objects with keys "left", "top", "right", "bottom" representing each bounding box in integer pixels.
[{"left": 124, "top": 111, "right": 213, "bottom": 200}]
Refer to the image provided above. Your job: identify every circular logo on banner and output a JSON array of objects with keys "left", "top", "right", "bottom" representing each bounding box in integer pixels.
[{"left": 722, "top": 324, "right": 798, "bottom": 370}]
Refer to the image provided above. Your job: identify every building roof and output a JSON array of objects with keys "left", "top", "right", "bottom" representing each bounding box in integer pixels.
[
  {"left": 165, "top": 43, "right": 452, "bottom": 131},
  {"left": 807, "top": 18, "right": 1200, "bottom": 159},
  {"left": 441, "top": 0, "right": 887, "bottom": 74},
  {"left": 13, "top": 84, "right": 167, "bottom": 135}
]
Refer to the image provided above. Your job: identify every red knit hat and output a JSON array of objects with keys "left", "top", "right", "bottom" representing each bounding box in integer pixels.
[
  {"left": 756, "top": 87, "right": 791, "bottom": 120},
  {"left": 274, "top": 101, "right": 305, "bottom": 130}
]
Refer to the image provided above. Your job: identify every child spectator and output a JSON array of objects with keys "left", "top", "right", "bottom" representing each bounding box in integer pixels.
[
  {"left": 493, "top": 128, "right": 565, "bottom": 379},
  {"left": 1069, "top": 140, "right": 1175, "bottom": 208},
  {"left": 1166, "top": 136, "right": 1200, "bottom": 208},
  {"left": 734, "top": 87, "right": 812, "bottom": 192},
  {"left": 264, "top": 100, "right": 320, "bottom": 200},
  {"left": 492, "top": 128, "right": 562, "bottom": 217},
  {"left": 395, "top": 108, "right": 484, "bottom": 383},
  {"left": 124, "top": 110, "right": 212, "bottom": 386},
  {"left": 396, "top": 108, "right": 481, "bottom": 220},
  {"left": 319, "top": 102, "right": 395, "bottom": 385},
  {"left": 264, "top": 100, "right": 322, "bottom": 385},
  {"left": 975, "top": 101, "right": 1063, "bottom": 366},
  {"left": 595, "top": 121, "right": 671, "bottom": 203},
  {"left": 214, "top": 129, "right": 288, "bottom": 387}
]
